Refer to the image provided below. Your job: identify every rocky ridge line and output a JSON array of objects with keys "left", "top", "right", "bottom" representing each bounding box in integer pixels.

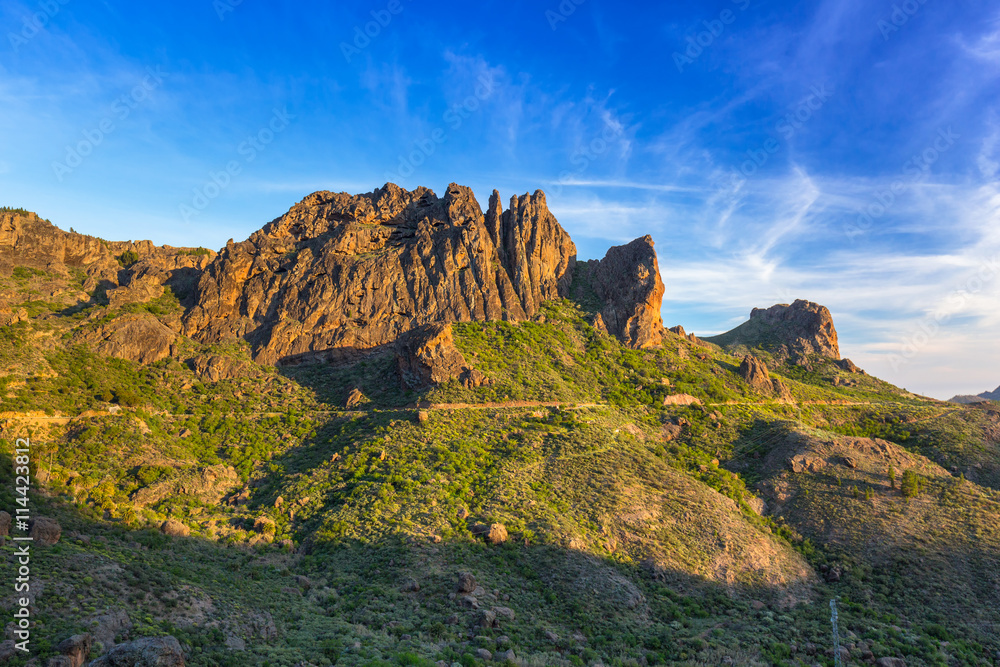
[{"left": 181, "top": 183, "right": 586, "bottom": 364}]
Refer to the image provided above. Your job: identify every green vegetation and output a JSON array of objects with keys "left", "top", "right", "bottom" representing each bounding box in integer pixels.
[
  {"left": 117, "top": 249, "right": 142, "bottom": 267},
  {"left": 0, "top": 265, "right": 998, "bottom": 666},
  {"left": 900, "top": 469, "right": 924, "bottom": 498},
  {"left": 180, "top": 247, "right": 213, "bottom": 256}
]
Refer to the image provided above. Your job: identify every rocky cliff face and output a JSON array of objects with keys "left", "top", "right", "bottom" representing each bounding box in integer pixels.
[
  {"left": 183, "top": 183, "right": 578, "bottom": 364},
  {"left": 0, "top": 211, "right": 119, "bottom": 289},
  {"left": 105, "top": 244, "right": 215, "bottom": 309},
  {"left": 705, "top": 300, "right": 840, "bottom": 361},
  {"left": 4, "top": 184, "right": 669, "bottom": 373},
  {"left": 589, "top": 236, "right": 665, "bottom": 349}
]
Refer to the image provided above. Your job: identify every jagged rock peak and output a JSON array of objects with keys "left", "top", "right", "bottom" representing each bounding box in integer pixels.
[
  {"left": 738, "top": 355, "right": 771, "bottom": 391},
  {"left": 183, "top": 183, "right": 578, "bottom": 364},
  {"left": 589, "top": 235, "right": 665, "bottom": 349},
  {"left": 705, "top": 299, "right": 840, "bottom": 361}
]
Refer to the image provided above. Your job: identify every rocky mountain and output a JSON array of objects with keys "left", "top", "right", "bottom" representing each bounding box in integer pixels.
[
  {"left": 181, "top": 184, "right": 581, "bottom": 365},
  {"left": 704, "top": 299, "right": 841, "bottom": 361},
  {"left": 3, "top": 191, "right": 1000, "bottom": 666},
  {"left": 181, "top": 183, "right": 670, "bottom": 366},
  {"left": 949, "top": 385, "right": 1000, "bottom": 404}
]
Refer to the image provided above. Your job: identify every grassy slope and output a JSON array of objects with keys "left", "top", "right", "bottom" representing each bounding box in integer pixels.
[{"left": 0, "top": 268, "right": 998, "bottom": 665}]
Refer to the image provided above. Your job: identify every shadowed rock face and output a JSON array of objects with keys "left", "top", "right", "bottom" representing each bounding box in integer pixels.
[
  {"left": 183, "top": 183, "right": 578, "bottom": 364},
  {"left": 705, "top": 299, "right": 840, "bottom": 361},
  {"left": 589, "top": 235, "right": 665, "bottom": 349},
  {"left": 104, "top": 242, "right": 215, "bottom": 309}
]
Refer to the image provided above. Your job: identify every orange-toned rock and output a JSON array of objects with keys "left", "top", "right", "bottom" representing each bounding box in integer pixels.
[
  {"left": 589, "top": 236, "right": 665, "bottom": 349},
  {"left": 183, "top": 184, "right": 577, "bottom": 365}
]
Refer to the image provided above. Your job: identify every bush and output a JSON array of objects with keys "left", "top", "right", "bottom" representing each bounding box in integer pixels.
[
  {"left": 117, "top": 250, "right": 141, "bottom": 267},
  {"left": 114, "top": 388, "right": 142, "bottom": 407}
]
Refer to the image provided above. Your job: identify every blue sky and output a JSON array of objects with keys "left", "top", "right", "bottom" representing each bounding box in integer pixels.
[{"left": 1, "top": 0, "right": 999, "bottom": 399}]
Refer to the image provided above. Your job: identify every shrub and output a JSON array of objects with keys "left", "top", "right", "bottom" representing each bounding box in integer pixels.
[{"left": 117, "top": 250, "right": 141, "bottom": 267}]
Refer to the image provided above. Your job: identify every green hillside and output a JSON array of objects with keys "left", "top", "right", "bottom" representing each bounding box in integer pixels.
[{"left": 1, "top": 258, "right": 999, "bottom": 666}]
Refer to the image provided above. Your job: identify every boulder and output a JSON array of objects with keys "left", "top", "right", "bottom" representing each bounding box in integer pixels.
[
  {"left": 0, "top": 307, "right": 27, "bottom": 327},
  {"left": 133, "top": 466, "right": 239, "bottom": 508},
  {"left": 837, "top": 358, "right": 861, "bottom": 373},
  {"left": 486, "top": 524, "right": 508, "bottom": 545},
  {"left": 496, "top": 648, "right": 516, "bottom": 662},
  {"left": 54, "top": 633, "right": 92, "bottom": 667},
  {"left": 395, "top": 324, "right": 477, "bottom": 391},
  {"left": 88, "top": 636, "right": 185, "bottom": 666},
  {"left": 661, "top": 422, "right": 683, "bottom": 441},
  {"left": 477, "top": 610, "right": 497, "bottom": 628},
  {"left": 738, "top": 355, "right": 772, "bottom": 392},
  {"left": 160, "top": 519, "right": 190, "bottom": 538},
  {"left": 29, "top": 516, "right": 61, "bottom": 546},
  {"left": 456, "top": 572, "right": 477, "bottom": 593},
  {"left": 493, "top": 607, "right": 516, "bottom": 622},
  {"left": 789, "top": 455, "right": 826, "bottom": 474},
  {"left": 345, "top": 388, "right": 366, "bottom": 409},
  {"left": 76, "top": 314, "right": 176, "bottom": 365},
  {"left": 91, "top": 610, "right": 132, "bottom": 650},
  {"left": 589, "top": 236, "right": 665, "bottom": 349}
]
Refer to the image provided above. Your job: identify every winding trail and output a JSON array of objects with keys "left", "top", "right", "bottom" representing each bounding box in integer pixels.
[{"left": 0, "top": 400, "right": 962, "bottom": 426}]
